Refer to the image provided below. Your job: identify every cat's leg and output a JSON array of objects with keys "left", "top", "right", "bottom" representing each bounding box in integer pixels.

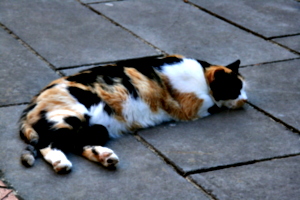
[
  {"left": 40, "top": 145, "right": 72, "bottom": 173},
  {"left": 75, "top": 124, "right": 119, "bottom": 167},
  {"left": 37, "top": 127, "right": 75, "bottom": 173}
]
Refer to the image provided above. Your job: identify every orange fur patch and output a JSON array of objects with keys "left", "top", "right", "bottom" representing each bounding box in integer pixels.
[
  {"left": 204, "top": 65, "right": 232, "bottom": 83},
  {"left": 160, "top": 75, "right": 203, "bottom": 120},
  {"left": 166, "top": 54, "right": 185, "bottom": 59},
  {"left": 94, "top": 83, "right": 127, "bottom": 122},
  {"left": 125, "top": 67, "right": 164, "bottom": 112}
]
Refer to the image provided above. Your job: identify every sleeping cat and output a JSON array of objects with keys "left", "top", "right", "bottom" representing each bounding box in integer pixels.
[{"left": 19, "top": 55, "right": 247, "bottom": 173}]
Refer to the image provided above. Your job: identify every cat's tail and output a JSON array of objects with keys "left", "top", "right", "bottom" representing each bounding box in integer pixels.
[
  {"left": 20, "top": 144, "right": 38, "bottom": 167},
  {"left": 19, "top": 120, "right": 39, "bottom": 167}
]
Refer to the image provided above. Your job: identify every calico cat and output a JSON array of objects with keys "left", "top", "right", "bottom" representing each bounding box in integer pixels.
[{"left": 19, "top": 55, "right": 247, "bottom": 173}]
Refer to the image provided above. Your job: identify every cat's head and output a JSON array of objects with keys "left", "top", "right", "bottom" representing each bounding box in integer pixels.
[{"left": 200, "top": 60, "right": 247, "bottom": 109}]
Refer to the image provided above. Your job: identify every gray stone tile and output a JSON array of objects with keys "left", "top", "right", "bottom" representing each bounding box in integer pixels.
[
  {"left": 0, "top": 0, "right": 158, "bottom": 68},
  {"left": 273, "top": 35, "right": 300, "bottom": 53},
  {"left": 61, "top": 65, "right": 96, "bottom": 76},
  {"left": 240, "top": 59, "right": 300, "bottom": 130},
  {"left": 139, "top": 105, "right": 300, "bottom": 172},
  {"left": 191, "top": 156, "right": 300, "bottom": 200},
  {"left": 0, "top": 28, "right": 59, "bottom": 106},
  {"left": 190, "top": 0, "right": 300, "bottom": 38},
  {"left": 0, "top": 105, "right": 209, "bottom": 200},
  {"left": 92, "top": 0, "right": 297, "bottom": 66}
]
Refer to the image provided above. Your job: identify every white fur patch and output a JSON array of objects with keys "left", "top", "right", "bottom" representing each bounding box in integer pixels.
[
  {"left": 41, "top": 148, "right": 72, "bottom": 172},
  {"left": 161, "top": 58, "right": 214, "bottom": 118},
  {"left": 89, "top": 102, "right": 127, "bottom": 138},
  {"left": 161, "top": 59, "right": 209, "bottom": 97},
  {"left": 122, "top": 96, "right": 171, "bottom": 127},
  {"left": 47, "top": 103, "right": 88, "bottom": 124}
]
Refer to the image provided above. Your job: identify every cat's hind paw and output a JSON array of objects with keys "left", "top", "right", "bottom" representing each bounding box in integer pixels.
[
  {"left": 40, "top": 147, "right": 73, "bottom": 174},
  {"left": 53, "top": 159, "right": 72, "bottom": 174},
  {"left": 83, "top": 146, "right": 119, "bottom": 168}
]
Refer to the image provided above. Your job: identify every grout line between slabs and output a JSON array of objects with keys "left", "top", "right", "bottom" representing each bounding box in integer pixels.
[
  {"left": 246, "top": 102, "right": 300, "bottom": 135},
  {"left": 186, "top": 176, "right": 219, "bottom": 200},
  {"left": 0, "top": 23, "right": 64, "bottom": 77},
  {"left": 0, "top": 103, "right": 29, "bottom": 109},
  {"left": 77, "top": 0, "right": 168, "bottom": 55},
  {"left": 133, "top": 134, "right": 219, "bottom": 200},
  {"left": 269, "top": 33, "right": 300, "bottom": 40},
  {"left": 240, "top": 57, "right": 300, "bottom": 68},
  {"left": 185, "top": 152, "right": 300, "bottom": 176},
  {"left": 187, "top": 2, "right": 300, "bottom": 56}
]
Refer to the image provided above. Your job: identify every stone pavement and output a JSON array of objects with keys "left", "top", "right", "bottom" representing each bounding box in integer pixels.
[{"left": 0, "top": 0, "right": 299, "bottom": 199}]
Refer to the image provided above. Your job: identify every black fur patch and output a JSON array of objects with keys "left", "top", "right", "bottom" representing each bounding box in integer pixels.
[
  {"left": 74, "top": 124, "right": 110, "bottom": 153},
  {"left": 20, "top": 103, "right": 37, "bottom": 121},
  {"left": 51, "top": 128, "right": 75, "bottom": 151},
  {"left": 103, "top": 104, "right": 114, "bottom": 116},
  {"left": 32, "top": 111, "right": 55, "bottom": 148},
  {"left": 208, "top": 104, "right": 226, "bottom": 114},
  {"left": 68, "top": 87, "right": 101, "bottom": 108},
  {"left": 86, "top": 65, "right": 139, "bottom": 99},
  {"left": 118, "top": 56, "right": 182, "bottom": 71},
  {"left": 92, "top": 147, "right": 99, "bottom": 155},
  {"left": 66, "top": 72, "right": 97, "bottom": 86},
  {"left": 42, "top": 84, "right": 57, "bottom": 91},
  {"left": 197, "top": 60, "right": 211, "bottom": 69},
  {"left": 210, "top": 70, "right": 242, "bottom": 101},
  {"left": 64, "top": 116, "right": 82, "bottom": 130}
]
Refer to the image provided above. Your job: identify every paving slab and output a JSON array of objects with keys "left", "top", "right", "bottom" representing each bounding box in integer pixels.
[
  {"left": 139, "top": 105, "right": 300, "bottom": 173},
  {"left": 273, "top": 35, "right": 300, "bottom": 53},
  {"left": 191, "top": 156, "right": 300, "bottom": 200},
  {"left": 92, "top": 0, "right": 297, "bottom": 66},
  {"left": 0, "top": 28, "right": 59, "bottom": 106},
  {"left": 240, "top": 59, "right": 300, "bottom": 130},
  {"left": 0, "top": 0, "right": 159, "bottom": 68},
  {"left": 0, "top": 105, "right": 210, "bottom": 200},
  {"left": 190, "top": 0, "right": 300, "bottom": 38}
]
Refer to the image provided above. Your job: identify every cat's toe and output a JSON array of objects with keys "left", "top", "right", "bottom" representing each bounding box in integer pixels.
[
  {"left": 93, "top": 147, "right": 119, "bottom": 167},
  {"left": 103, "top": 153, "right": 119, "bottom": 167},
  {"left": 53, "top": 160, "right": 72, "bottom": 174}
]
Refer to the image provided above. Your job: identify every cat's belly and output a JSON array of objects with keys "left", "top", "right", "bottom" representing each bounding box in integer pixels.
[
  {"left": 89, "top": 97, "right": 172, "bottom": 138},
  {"left": 122, "top": 96, "right": 172, "bottom": 128}
]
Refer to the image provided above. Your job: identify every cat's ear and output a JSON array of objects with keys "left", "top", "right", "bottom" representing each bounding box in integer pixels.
[
  {"left": 226, "top": 59, "right": 240, "bottom": 73},
  {"left": 198, "top": 60, "right": 211, "bottom": 69}
]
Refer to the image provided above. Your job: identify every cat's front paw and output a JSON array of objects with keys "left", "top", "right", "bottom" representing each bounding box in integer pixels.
[{"left": 83, "top": 146, "right": 119, "bottom": 168}]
